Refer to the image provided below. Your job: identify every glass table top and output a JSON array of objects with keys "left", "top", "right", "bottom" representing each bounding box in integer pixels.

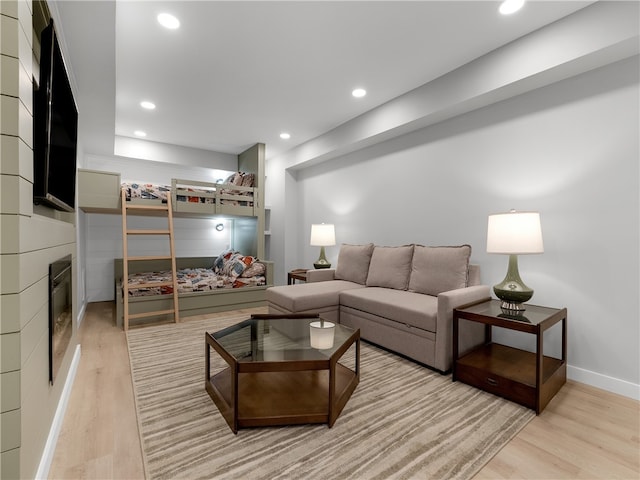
[
  {"left": 458, "top": 299, "right": 563, "bottom": 326},
  {"left": 210, "top": 316, "right": 357, "bottom": 362}
]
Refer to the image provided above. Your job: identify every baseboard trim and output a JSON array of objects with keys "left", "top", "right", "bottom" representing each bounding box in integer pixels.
[
  {"left": 77, "top": 302, "right": 86, "bottom": 328},
  {"left": 568, "top": 364, "right": 639, "bottom": 401},
  {"left": 35, "top": 344, "right": 82, "bottom": 480}
]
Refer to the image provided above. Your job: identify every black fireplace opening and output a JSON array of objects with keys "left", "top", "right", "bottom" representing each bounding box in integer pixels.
[{"left": 49, "top": 255, "right": 72, "bottom": 384}]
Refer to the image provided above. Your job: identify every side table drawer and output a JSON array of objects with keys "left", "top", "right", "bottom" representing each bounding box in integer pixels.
[{"left": 455, "top": 363, "right": 536, "bottom": 410}]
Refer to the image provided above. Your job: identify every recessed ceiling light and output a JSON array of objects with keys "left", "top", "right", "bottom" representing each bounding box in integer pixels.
[
  {"left": 352, "top": 88, "right": 367, "bottom": 98},
  {"left": 134, "top": 130, "right": 147, "bottom": 137},
  {"left": 499, "top": 0, "right": 525, "bottom": 15},
  {"left": 157, "top": 13, "right": 180, "bottom": 29},
  {"left": 280, "top": 132, "right": 291, "bottom": 140},
  {"left": 140, "top": 101, "right": 156, "bottom": 110}
]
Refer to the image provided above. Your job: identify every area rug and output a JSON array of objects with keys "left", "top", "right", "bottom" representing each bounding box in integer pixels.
[{"left": 127, "top": 314, "right": 535, "bottom": 480}]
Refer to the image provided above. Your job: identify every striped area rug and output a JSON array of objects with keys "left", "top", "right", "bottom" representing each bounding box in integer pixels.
[{"left": 127, "top": 313, "right": 534, "bottom": 480}]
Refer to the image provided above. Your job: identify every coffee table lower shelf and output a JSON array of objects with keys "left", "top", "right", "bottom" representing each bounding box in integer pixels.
[{"left": 206, "top": 364, "right": 357, "bottom": 431}]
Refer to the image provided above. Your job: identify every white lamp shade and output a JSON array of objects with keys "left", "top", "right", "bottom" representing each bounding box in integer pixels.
[
  {"left": 487, "top": 211, "right": 544, "bottom": 254},
  {"left": 310, "top": 224, "right": 336, "bottom": 246}
]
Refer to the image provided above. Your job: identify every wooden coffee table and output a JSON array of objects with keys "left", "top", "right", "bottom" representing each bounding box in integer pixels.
[{"left": 205, "top": 314, "right": 360, "bottom": 434}]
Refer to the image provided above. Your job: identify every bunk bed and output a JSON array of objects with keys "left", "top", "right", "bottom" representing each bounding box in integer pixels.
[
  {"left": 78, "top": 142, "right": 270, "bottom": 328},
  {"left": 80, "top": 172, "right": 260, "bottom": 217},
  {"left": 113, "top": 255, "right": 274, "bottom": 328},
  {"left": 119, "top": 173, "right": 258, "bottom": 216}
]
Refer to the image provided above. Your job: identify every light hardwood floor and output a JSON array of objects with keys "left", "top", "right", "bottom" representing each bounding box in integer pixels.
[{"left": 48, "top": 302, "right": 640, "bottom": 479}]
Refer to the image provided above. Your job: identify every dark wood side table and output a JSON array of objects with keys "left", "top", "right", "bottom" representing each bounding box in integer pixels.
[
  {"left": 453, "top": 299, "right": 567, "bottom": 414},
  {"left": 287, "top": 268, "right": 308, "bottom": 285}
]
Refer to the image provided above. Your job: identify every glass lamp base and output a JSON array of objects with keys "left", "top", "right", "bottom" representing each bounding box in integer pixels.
[
  {"left": 494, "top": 254, "right": 534, "bottom": 311},
  {"left": 314, "top": 246, "right": 331, "bottom": 269},
  {"left": 498, "top": 300, "right": 527, "bottom": 311}
]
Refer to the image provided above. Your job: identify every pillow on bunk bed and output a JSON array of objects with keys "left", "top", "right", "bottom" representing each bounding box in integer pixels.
[
  {"left": 213, "top": 249, "right": 233, "bottom": 272},
  {"left": 241, "top": 258, "right": 265, "bottom": 278},
  {"left": 241, "top": 173, "right": 255, "bottom": 187},
  {"left": 222, "top": 255, "right": 248, "bottom": 277},
  {"left": 222, "top": 172, "right": 255, "bottom": 189},
  {"left": 214, "top": 249, "right": 266, "bottom": 279},
  {"left": 218, "top": 172, "right": 255, "bottom": 206},
  {"left": 223, "top": 172, "right": 247, "bottom": 186},
  {"left": 213, "top": 250, "right": 237, "bottom": 274}
]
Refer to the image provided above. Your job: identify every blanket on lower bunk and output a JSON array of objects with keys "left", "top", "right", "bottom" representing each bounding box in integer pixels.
[{"left": 126, "top": 250, "right": 266, "bottom": 296}]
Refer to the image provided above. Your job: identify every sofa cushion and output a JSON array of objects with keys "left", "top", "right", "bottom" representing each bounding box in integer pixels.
[
  {"left": 335, "top": 243, "right": 375, "bottom": 285},
  {"left": 366, "top": 244, "right": 414, "bottom": 290},
  {"left": 340, "top": 287, "right": 438, "bottom": 332},
  {"left": 408, "top": 244, "right": 471, "bottom": 296},
  {"left": 266, "top": 280, "right": 364, "bottom": 312}
]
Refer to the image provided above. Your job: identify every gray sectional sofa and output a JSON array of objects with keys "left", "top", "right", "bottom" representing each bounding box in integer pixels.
[{"left": 267, "top": 243, "right": 491, "bottom": 372}]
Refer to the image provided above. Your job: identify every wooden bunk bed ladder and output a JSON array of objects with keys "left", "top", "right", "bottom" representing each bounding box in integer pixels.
[{"left": 120, "top": 189, "right": 180, "bottom": 330}]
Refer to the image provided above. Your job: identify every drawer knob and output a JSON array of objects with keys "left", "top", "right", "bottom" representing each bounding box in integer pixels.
[{"left": 486, "top": 377, "right": 498, "bottom": 386}]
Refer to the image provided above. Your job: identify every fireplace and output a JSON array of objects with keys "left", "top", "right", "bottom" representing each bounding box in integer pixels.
[{"left": 49, "top": 255, "right": 72, "bottom": 384}]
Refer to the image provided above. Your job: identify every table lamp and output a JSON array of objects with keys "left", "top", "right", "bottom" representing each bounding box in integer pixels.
[
  {"left": 310, "top": 223, "right": 335, "bottom": 269},
  {"left": 487, "top": 210, "right": 544, "bottom": 311}
]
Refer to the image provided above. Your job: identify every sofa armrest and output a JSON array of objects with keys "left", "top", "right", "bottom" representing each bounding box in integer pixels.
[
  {"left": 306, "top": 269, "right": 336, "bottom": 283},
  {"left": 435, "top": 285, "right": 491, "bottom": 372}
]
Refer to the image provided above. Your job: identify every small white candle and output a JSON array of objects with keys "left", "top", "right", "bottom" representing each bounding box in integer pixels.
[{"left": 309, "top": 321, "right": 335, "bottom": 349}]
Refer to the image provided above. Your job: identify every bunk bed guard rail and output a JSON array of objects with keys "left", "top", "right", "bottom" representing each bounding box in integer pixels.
[{"left": 171, "top": 178, "right": 259, "bottom": 216}]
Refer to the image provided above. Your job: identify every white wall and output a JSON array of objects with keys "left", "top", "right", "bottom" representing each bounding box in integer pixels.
[
  {"left": 289, "top": 57, "right": 639, "bottom": 397},
  {"left": 113, "top": 136, "right": 237, "bottom": 171},
  {"left": 84, "top": 214, "right": 235, "bottom": 302},
  {"left": 84, "top": 153, "right": 235, "bottom": 185},
  {"left": 265, "top": 2, "right": 639, "bottom": 398}
]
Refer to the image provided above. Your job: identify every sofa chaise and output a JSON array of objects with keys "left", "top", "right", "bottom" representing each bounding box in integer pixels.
[{"left": 267, "top": 243, "right": 491, "bottom": 372}]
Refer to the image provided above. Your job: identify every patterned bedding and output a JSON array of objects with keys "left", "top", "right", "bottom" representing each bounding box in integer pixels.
[
  {"left": 127, "top": 251, "right": 266, "bottom": 297},
  {"left": 121, "top": 172, "right": 256, "bottom": 206},
  {"left": 122, "top": 182, "right": 170, "bottom": 201},
  {"left": 127, "top": 268, "right": 266, "bottom": 296}
]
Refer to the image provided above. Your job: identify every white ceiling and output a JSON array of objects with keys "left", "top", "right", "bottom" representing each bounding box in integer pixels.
[{"left": 54, "top": 1, "right": 594, "bottom": 161}]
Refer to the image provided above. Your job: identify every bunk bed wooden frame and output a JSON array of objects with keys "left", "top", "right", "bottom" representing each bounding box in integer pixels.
[
  {"left": 80, "top": 176, "right": 259, "bottom": 216},
  {"left": 78, "top": 143, "right": 270, "bottom": 328},
  {"left": 171, "top": 178, "right": 259, "bottom": 217},
  {"left": 113, "top": 256, "right": 274, "bottom": 328}
]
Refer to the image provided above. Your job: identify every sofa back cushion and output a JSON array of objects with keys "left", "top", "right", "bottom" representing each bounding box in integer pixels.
[
  {"left": 335, "top": 243, "right": 375, "bottom": 285},
  {"left": 366, "top": 244, "right": 415, "bottom": 290},
  {"left": 409, "top": 244, "right": 472, "bottom": 295}
]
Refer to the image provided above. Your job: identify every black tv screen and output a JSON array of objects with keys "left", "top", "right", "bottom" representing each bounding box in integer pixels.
[{"left": 33, "top": 19, "right": 78, "bottom": 213}]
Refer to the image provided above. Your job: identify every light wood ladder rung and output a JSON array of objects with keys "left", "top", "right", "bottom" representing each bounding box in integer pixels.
[
  {"left": 125, "top": 204, "right": 169, "bottom": 211},
  {"left": 128, "top": 309, "right": 176, "bottom": 320},
  {"left": 128, "top": 255, "right": 172, "bottom": 261},
  {"left": 128, "top": 281, "right": 174, "bottom": 289},
  {"left": 126, "top": 229, "right": 170, "bottom": 235},
  {"left": 122, "top": 188, "right": 179, "bottom": 330}
]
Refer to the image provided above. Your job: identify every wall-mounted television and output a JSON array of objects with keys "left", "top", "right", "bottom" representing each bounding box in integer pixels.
[{"left": 33, "top": 19, "right": 78, "bottom": 213}]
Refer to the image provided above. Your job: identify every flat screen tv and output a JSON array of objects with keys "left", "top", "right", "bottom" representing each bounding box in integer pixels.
[{"left": 33, "top": 19, "right": 78, "bottom": 213}]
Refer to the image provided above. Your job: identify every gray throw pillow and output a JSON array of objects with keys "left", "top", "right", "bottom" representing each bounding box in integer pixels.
[
  {"left": 408, "top": 244, "right": 471, "bottom": 296},
  {"left": 335, "top": 243, "right": 375, "bottom": 285},
  {"left": 366, "top": 245, "right": 415, "bottom": 290}
]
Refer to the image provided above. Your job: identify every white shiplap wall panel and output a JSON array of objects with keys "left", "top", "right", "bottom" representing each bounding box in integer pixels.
[{"left": 85, "top": 213, "right": 235, "bottom": 301}]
